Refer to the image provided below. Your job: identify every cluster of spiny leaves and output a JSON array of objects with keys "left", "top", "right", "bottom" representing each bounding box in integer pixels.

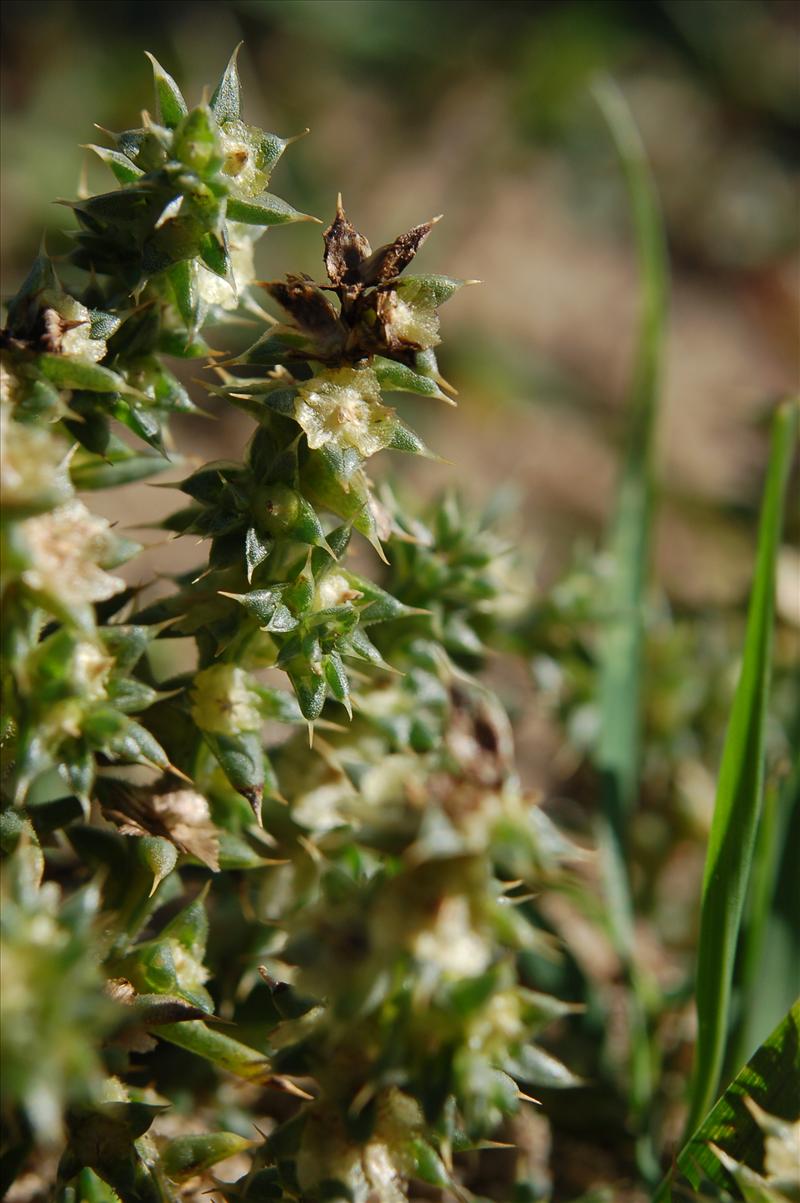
[
  {"left": 522, "top": 547, "right": 768, "bottom": 810},
  {"left": 1, "top": 50, "right": 575, "bottom": 1202},
  {"left": 0, "top": 47, "right": 311, "bottom": 1195},
  {"left": 1, "top": 45, "right": 313, "bottom": 808},
  {"left": 710, "top": 1100, "right": 800, "bottom": 1203}
]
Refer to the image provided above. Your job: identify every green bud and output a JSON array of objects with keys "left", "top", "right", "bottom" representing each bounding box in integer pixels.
[
  {"left": 174, "top": 106, "right": 222, "bottom": 174},
  {"left": 252, "top": 482, "right": 300, "bottom": 535},
  {"left": 135, "top": 835, "right": 178, "bottom": 896},
  {"left": 70, "top": 441, "right": 168, "bottom": 490},
  {"left": 252, "top": 483, "right": 329, "bottom": 549}
]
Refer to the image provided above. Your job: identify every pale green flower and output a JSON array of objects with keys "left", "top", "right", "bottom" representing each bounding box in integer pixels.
[
  {"left": 0, "top": 358, "right": 21, "bottom": 406},
  {"left": 297, "top": 1092, "right": 419, "bottom": 1203},
  {"left": 171, "top": 940, "right": 211, "bottom": 993},
  {"left": 411, "top": 894, "right": 491, "bottom": 978},
  {"left": 72, "top": 642, "right": 113, "bottom": 701},
  {"left": 190, "top": 664, "right": 262, "bottom": 735},
  {"left": 220, "top": 120, "right": 275, "bottom": 198},
  {"left": 382, "top": 286, "right": 440, "bottom": 350},
  {"left": 1, "top": 841, "right": 113, "bottom": 1144},
  {"left": 295, "top": 366, "right": 394, "bottom": 459},
  {"left": 0, "top": 399, "right": 72, "bottom": 513},
  {"left": 468, "top": 990, "right": 525, "bottom": 1057},
  {"left": 315, "top": 571, "right": 362, "bottom": 610},
  {"left": 37, "top": 642, "right": 112, "bottom": 742}
]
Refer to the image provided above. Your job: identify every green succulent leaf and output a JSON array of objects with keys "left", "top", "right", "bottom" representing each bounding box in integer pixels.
[
  {"left": 407, "top": 1138, "right": 452, "bottom": 1186},
  {"left": 202, "top": 729, "right": 266, "bottom": 821},
  {"left": 165, "top": 259, "right": 202, "bottom": 332},
  {"left": 35, "top": 354, "right": 129, "bottom": 394},
  {"left": 226, "top": 193, "right": 316, "bottom": 226},
  {"left": 110, "top": 398, "right": 167, "bottom": 454},
  {"left": 105, "top": 678, "right": 160, "bottom": 714},
  {"left": 87, "top": 711, "right": 171, "bottom": 771},
  {"left": 145, "top": 52, "right": 189, "bottom": 129},
  {"left": 88, "top": 143, "right": 145, "bottom": 184},
  {"left": 372, "top": 355, "right": 449, "bottom": 401},
  {"left": 245, "top": 525, "right": 273, "bottom": 581},
  {"left": 324, "top": 650, "right": 351, "bottom": 715},
  {"left": 156, "top": 1020, "right": 269, "bottom": 1080},
  {"left": 223, "top": 586, "right": 285, "bottom": 625},
  {"left": 161, "top": 1132, "right": 254, "bottom": 1183},
  {"left": 70, "top": 440, "right": 170, "bottom": 489},
  {"left": 210, "top": 43, "right": 243, "bottom": 123},
  {"left": 199, "top": 229, "right": 231, "bottom": 280},
  {"left": 386, "top": 418, "right": 437, "bottom": 459},
  {"left": 286, "top": 666, "right": 327, "bottom": 721},
  {"left": 504, "top": 1044, "right": 581, "bottom": 1090},
  {"left": 395, "top": 273, "right": 467, "bottom": 307}
]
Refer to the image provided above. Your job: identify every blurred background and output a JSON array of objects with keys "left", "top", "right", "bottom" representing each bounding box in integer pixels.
[{"left": 2, "top": 2, "right": 798, "bottom": 1197}]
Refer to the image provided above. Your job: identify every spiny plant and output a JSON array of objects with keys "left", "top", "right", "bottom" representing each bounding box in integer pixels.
[
  {"left": 0, "top": 49, "right": 576, "bottom": 1200},
  {"left": 711, "top": 1101, "right": 800, "bottom": 1203}
]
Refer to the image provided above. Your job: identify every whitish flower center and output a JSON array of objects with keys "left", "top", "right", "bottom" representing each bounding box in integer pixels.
[
  {"left": 412, "top": 895, "right": 490, "bottom": 977},
  {"left": 20, "top": 500, "right": 125, "bottom": 605},
  {"left": 315, "top": 572, "right": 361, "bottom": 609},
  {"left": 295, "top": 367, "right": 391, "bottom": 460}
]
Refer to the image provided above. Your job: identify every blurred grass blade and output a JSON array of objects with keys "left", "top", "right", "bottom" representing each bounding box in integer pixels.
[
  {"left": 590, "top": 76, "right": 668, "bottom": 1164},
  {"left": 685, "top": 398, "right": 799, "bottom": 1137},
  {"left": 592, "top": 75, "right": 668, "bottom": 923},
  {"left": 658, "top": 999, "right": 800, "bottom": 1200}
]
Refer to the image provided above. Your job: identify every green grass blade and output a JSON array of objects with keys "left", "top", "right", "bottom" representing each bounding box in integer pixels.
[
  {"left": 590, "top": 79, "right": 668, "bottom": 1163},
  {"left": 685, "top": 398, "right": 799, "bottom": 1137}
]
